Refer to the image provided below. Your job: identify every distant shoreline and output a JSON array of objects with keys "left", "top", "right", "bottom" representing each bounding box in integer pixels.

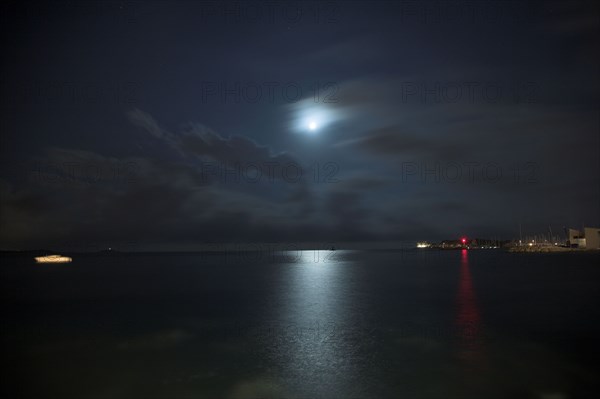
[
  {"left": 508, "top": 246, "right": 600, "bottom": 253},
  {"left": 1, "top": 247, "right": 599, "bottom": 255}
]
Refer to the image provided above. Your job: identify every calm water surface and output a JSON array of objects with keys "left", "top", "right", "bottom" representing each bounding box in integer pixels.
[{"left": 2, "top": 249, "right": 599, "bottom": 398}]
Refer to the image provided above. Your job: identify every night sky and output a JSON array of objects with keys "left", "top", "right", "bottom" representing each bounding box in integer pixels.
[{"left": 1, "top": 0, "right": 599, "bottom": 251}]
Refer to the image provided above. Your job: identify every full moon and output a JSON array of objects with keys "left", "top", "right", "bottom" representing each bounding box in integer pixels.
[{"left": 290, "top": 101, "right": 343, "bottom": 134}]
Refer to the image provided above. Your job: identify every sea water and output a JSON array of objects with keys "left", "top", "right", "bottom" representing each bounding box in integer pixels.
[{"left": 2, "top": 249, "right": 599, "bottom": 398}]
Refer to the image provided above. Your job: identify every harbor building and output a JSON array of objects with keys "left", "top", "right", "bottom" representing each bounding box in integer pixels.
[
  {"left": 584, "top": 227, "right": 600, "bottom": 249},
  {"left": 566, "top": 227, "right": 600, "bottom": 249}
]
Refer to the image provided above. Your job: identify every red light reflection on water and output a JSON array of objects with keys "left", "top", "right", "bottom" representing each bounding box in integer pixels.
[{"left": 455, "top": 249, "right": 484, "bottom": 366}]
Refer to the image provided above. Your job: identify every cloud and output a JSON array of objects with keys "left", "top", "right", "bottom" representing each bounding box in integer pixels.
[
  {"left": 2, "top": 97, "right": 598, "bottom": 250},
  {"left": 177, "top": 123, "right": 297, "bottom": 169},
  {"left": 336, "top": 126, "right": 464, "bottom": 161},
  {"left": 127, "top": 108, "right": 164, "bottom": 139},
  {"left": 2, "top": 111, "right": 372, "bottom": 249}
]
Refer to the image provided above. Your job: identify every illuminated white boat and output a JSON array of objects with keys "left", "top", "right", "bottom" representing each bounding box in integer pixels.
[{"left": 35, "top": 254, "right": 72, "bottom": 263}]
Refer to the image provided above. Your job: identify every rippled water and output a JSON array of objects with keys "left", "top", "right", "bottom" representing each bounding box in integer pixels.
[{"left": 2, "top": 249, "right": 599, "bottom": 398}]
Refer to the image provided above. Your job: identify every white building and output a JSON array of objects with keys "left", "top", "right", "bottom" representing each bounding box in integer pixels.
[
  {"left": 567, "top": 227, "right": 600, "bottom": 249},
  {"left": 584, "top": 227, "right": 600, "bottom": 249}
]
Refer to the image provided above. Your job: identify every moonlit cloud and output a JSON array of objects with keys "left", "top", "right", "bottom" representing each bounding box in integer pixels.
[{"left": 287, "top": 98, "right": 347, "bottom": 134}]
